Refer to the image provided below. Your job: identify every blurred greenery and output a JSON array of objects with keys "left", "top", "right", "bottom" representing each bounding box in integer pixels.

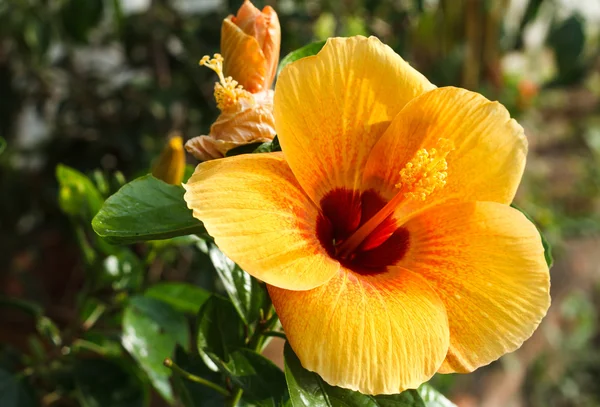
[{"left": 1, "top": 0, "right": 599, "bottom": 406}]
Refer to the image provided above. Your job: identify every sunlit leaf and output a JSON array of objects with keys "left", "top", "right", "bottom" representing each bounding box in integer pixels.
[
  {"left": 418, "top": 384, "right": 456, "bottom": 407},
  {"left": 145, "top": 282, "right": 211, "bottom": 315},
  {"left": 92, "top": 175, "right": 206, "bottom": 244},
  {"left": 56, "top": 164, "right": 104, "bottom": 221},
  {"left": 122, "top": 296, "right": 189, "bottom": 403}
]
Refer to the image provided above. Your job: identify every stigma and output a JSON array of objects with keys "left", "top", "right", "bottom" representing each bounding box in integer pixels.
[{"left": 200, "top": 54, "right": 254, "bottom": 111}]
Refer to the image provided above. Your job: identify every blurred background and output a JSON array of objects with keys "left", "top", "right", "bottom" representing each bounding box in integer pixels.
[{"left": 1, "top": 0, "right": 599, "bottom": 406}]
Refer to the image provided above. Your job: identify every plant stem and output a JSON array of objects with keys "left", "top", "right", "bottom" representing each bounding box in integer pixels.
[
  {"left": 229, "top": 388, "right": 244, "bottom": 407},
  {"left": 164, "top": 358, "right": 230, "bottom": 397}
]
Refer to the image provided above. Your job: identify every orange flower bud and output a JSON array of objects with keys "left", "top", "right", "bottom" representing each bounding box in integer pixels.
[
  {"left": 221, "top": 0, "right": 280, "bottom": 93},
  {"left": 152, "top": 132, "right": 186, "bottom": 185}
]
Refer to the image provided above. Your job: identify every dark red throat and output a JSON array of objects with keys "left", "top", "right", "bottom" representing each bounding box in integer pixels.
[{"left": 316, "top": 188, "right": 410, "bottom": 276}]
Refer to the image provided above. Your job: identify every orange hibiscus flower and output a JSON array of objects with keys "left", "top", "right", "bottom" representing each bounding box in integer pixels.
[{"left": 183, "top": 36, "right": 550, "bottom": 395}]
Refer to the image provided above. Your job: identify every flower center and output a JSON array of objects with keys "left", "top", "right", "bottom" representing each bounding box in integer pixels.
[
  {"left": 200, "top": 54, "right": 254, "bottom": 111},
  {"left": 319, "top": 138, "right": 454, "bottom": 273}
]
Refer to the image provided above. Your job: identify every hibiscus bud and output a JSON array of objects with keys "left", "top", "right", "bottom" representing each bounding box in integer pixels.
[
  {"left": 186, "top": 54, "right": 276, "bottom": 161},
  {"left": 221, "top": 0, "right": 280, "bottom": 93},
  {"left": 152, "top": 132, "right": 185, "bottom": 185}
]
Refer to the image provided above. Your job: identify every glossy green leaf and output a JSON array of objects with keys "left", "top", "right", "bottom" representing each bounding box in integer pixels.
[
  {"left": 417, "top": 385, "right": 456, "bottom": 407},
  {"left": 122, "top": 296, "right": 189, "bottom": 403},
  {"left": 284, "top": 343, "right": 425, "bottom": 407},
  {"left": 92, "top": 175, "right": 206, "bottom": 244},
  {"left": 0, "top": 369, "right": 36, "bottom": 407},
  {"left": 208, "top": 349, "right": 288, "bottom": 406},
  {"left": 56, "top": 164, "right": 104, "bottom": 221},
  {"left": 277, "top": 41, "right": 326, "bottom": 76},
  {"left": 208, "top": 245, "right": 270, "bottom": 325},
  {"left": 74, "top": 358, "right": 147, "bottom": 407},
  {"left": 145, "top": 282, "right": 211, "bottom": 315},
  {"left": 171, "top": 347, "right": 226, "bottom": 407},
  {"left": 99, "top": 249, "right": 143, "bottom": 290},
  {"left": 60, "top": 0, "right": 104, "bottom": 43},
  {"left": 195, "top": 295, "right": 245, "bottom": 371},
  {"left": 511, "top": 204, "right": 553, "bottom": 267}
]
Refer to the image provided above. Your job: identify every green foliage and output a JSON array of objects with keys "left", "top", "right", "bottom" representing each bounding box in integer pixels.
[
  {"left": 417, "top": 385, "right": 456, "bottom": 407},
  {"left": 74, "top": 358, "right": 147, "bottom": 407},
  {"left": 208, "top": 349, "right": 288, "bottom": 406},
  {"left": 144, "top": 282, "right": 211, "bottom": 315},
  {"left": 57, "top": 164, "right": 104, "bottom": 221},
  {"left": 122, "top": 296, "right": 189, "bottom": 403},
  {"left": 208, "top": 246, "right": 270, "bottom": 325},
  {"left": 0, "top": 369, "right": 36, "bottom": 407},
  {"left": 92, "top": 175, "right": 206, "bottom": 244},
  {"left": 195, "top": 295, "right": 246, "bottom": 371}
]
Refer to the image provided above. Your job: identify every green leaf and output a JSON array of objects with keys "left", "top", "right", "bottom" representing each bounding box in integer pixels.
[
  {"left": 60, "top": 0, "right": 104, "bottom": 43},
  {"left": 510, "top": 204, "right": 553, "bottom": 267},
  {"left": 277, "top": 41, "right": 326, "bottom": 76},
  {"left": 35, "top": 316, "right": 62, "bottom": 347},
  {"left": 74, "top": 358, "right": 147, "bottom": 407},
  {"left": 226, "top": 142, "right": 266, "bottom": 157},
  {"left": 145, "top": 282, "right": 211, "bottom": 315},
  {"left": 417, "top": 385, "right": 456, "bottom": 407},
  {"left": 207, "top": 349, "right": 288, "bottom": 406},
  {"left": 195, "top": 295, "right": 245, "bottom": 371},
  {"left": 253, "top": 136, "right": 281, "bottom": 154},
  {"left": 0, "top": 369, "right": 36, "bottom": 407},
  {"left": 208, "top": 245, "right": 270, "bottom": 325},
  {"left": 284, "top": 343, "right": 425, "bottom": 407},
  {"left": 171, "top": 347, "right": 226, "bottom": 407},
  {"left": 122, "top": 296, "right": 189, "bottom": 403},
  {"left": 92, "top": 175, "right": 206, "bottom": 244},
  {"left": 0, "top": 136, "right": 6, "bottom": 156},
  {"left": 56, "top": 164, "right": 104, "bottom": 221},
  {"left": 99, "top": 249, "right": 144, "bottom": 290}
]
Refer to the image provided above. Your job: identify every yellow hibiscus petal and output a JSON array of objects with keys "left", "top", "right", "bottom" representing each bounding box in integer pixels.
[
  {"left": 363, "top": 87, "right": 526, "bottom": 222},
  {"left": 183, "top": 152, "right": 339, "bottom": 290},
  {"left": 221, "top": 18, "right": 268, "bottom": 93},
  {"left": 274, "top": 36, "right": 434, "bottom": 206},
  {"left": 398, "top": 201, "right": 550, "bottom": 373},
  {"left": 268, "top": 267, "right": 449, "bottom": 394}
]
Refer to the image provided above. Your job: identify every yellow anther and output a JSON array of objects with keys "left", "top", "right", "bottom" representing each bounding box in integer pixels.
[
  {"left": 395, "top": 138, "right": 454, "bottom": 201},
  {"left": 199, "top": 53, "right": 253, "bottom": 111}
]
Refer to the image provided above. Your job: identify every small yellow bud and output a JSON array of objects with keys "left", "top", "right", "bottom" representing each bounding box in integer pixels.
[{"left": 152, "top": 132, "right": 186, "bottom": 185}]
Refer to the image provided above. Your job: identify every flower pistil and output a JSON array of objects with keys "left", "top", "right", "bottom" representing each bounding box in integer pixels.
[
  {"left": 336, "top": 138, "right": 454, "bottom": 258},
  {"left": 200, "top": 54, "right": 254, "bottom": 111}
]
